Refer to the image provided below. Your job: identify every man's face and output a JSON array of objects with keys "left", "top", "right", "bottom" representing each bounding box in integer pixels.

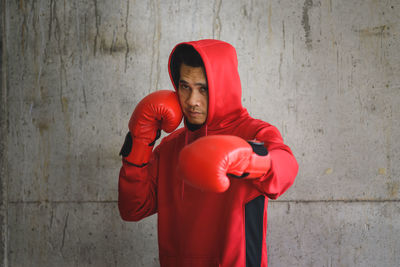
[{"left": 177, "top": 63, "right": 208, "bottom": 125}]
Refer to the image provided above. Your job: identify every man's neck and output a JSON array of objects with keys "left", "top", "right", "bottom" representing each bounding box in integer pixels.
[{"left": 186, "top": 119, "right": 204, "bottom": 131}]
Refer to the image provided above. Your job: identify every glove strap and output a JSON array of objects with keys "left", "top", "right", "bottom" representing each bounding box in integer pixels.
[
  {"left": 247, "top": 140, "right": 268, "bottom": 156},
  {"left": 229, "top": 141, "right": 270, "bottom": 179},
  {"left": 119, "top": 131, "right": 161, "bottom": 167}
]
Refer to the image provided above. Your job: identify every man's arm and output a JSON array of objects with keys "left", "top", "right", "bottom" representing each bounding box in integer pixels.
[
  {"left": 118, "top": 147, "right": 159, "bottom": 221},
  {"left": 177, "top": 124, "right": 298, "bottom": 197},
  {"left": 118, "top": 90, "right": 182, "bottom": 221},
  {"left": 252, "top": 125, "right": 299, "bottom": 199}
]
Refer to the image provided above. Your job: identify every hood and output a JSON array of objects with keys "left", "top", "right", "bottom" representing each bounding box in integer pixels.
[{"left": 168, "top": 39, "right": 246, "bottom": 132}]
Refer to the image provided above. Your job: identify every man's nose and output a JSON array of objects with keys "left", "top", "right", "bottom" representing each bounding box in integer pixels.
[{"left": 187, "top": 90, "right": 200, "bottom": 106}]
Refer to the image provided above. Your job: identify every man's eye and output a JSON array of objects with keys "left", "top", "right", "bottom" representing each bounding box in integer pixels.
[
  {"left": 180, "top": 84, "right": 189, "bottom": 90},
  {"left": 200, "top": 87, "right": 208, "bottom": 93}
]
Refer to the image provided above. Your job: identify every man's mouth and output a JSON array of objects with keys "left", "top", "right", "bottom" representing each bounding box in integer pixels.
[{"left": 187, "top": 110, "right": 202, "bottom": 117}]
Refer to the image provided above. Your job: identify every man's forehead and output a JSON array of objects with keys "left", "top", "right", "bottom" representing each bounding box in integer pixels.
[{"left": 180, "top": 64, "right": 206, "bottom": 79}]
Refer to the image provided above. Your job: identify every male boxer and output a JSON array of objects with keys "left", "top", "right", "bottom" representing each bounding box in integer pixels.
[{"left": 118, "top": 39, "right": 298, "bottom": 267}]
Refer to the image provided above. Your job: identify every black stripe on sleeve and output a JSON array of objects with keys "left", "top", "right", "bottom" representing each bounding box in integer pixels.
[{"left": 245, "top": 195, "right": 265, "bottom": 267}]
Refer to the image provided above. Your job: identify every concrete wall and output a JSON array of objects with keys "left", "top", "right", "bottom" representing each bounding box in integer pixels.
[{"left": 1, "top": 0, "right": 399, "bottom": 266}]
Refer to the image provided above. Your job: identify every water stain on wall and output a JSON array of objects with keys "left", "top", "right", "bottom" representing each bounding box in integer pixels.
[
  {"left": 386, "top": 181, "right": 399, "bottom": 198},
  {"left": 93, "top": 0, "right": 101, "bottom": 57},
  {"left": 356, "top": 25, "right": 390, "bottom": 38},
  {"left": 213, "top": 0, "right": 222, "bottom": 39},
  {"left": 301, "top": 0, "right": 313, "bottom": 50},
  {"left": 100, "top": 37, "right": 127, "bottom": 55},
  {"left": 37, "top": 121, "right": 49, "bottom": 135},
  {"left": 36, "top": 119, "right": 51, "bottom": 201}
]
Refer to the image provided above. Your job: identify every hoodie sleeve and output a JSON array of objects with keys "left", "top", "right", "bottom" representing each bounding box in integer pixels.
[
  {"left": 118, "top": 146, "right": 160, "bottom": 221},
  {"left": 251, "top": 125, "right": 299, "bottom": 199}
]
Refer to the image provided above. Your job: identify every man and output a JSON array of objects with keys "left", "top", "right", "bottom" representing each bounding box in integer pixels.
[{"left": 118, "top": 39, "right": 298, "bottom": 267}]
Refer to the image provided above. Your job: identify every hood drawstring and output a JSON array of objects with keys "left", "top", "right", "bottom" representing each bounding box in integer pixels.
[
  {"left": 184, "top": 129, "right": 189, "bottom": 146},
  {"left": 181, "top": 178, "right": 185, "bottom": 200},
  {"left": 182, "top": 129, "right": 188, "bottom": 200}
]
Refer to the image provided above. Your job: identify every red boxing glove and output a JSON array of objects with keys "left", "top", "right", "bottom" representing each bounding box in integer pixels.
[
  {"left": 177, "top": 135, "right": 271, "bottom": 193},
  {"left": 120, "top": 90, "right": 182, "bottom": 166}
]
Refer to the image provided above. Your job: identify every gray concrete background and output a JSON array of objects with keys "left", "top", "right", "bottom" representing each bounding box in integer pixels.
[{"left": 1, "top": 0, "right": 399, "bottom": 266}]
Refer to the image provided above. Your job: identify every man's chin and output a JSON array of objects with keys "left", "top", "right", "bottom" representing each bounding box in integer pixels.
[
  {"left": 187, "top": 120, "right": 204, "bottom": 125},
  {"left": 185, "top": 117, "right": 206, "bottom": 127}
]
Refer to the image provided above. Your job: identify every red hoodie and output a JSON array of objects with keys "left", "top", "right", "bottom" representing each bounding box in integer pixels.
[{"left": 118, "top": 39, "right": 298, "bottom": 267}]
